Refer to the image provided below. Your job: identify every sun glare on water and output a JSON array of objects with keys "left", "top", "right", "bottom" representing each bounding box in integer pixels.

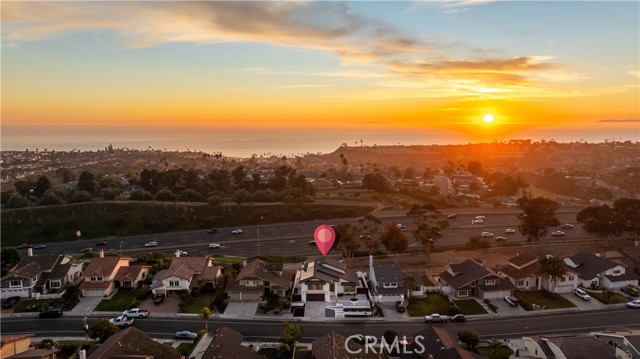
[{"left": 483, "top": 114, "right": 495, "bottom": 123}]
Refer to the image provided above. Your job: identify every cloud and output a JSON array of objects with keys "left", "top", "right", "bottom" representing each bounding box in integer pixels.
[
  {"left": 277, "top": 84, "right": 330, "bottom": 89},
  {"left": 628, "top": 70, "right": 640, "bottom": 78},
  {"left": 596, "top": 119, "right": 640, "bottom": 123}
]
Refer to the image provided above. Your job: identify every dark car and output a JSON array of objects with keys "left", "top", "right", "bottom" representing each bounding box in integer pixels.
[
  {"left": 395, "top": 301, "right": 406, "bottom": 313},
  {"left": 622, "top": 286, "right": 640, "bottom": 297},
  {"left": 16, "top": 243, "right": 29, "bottom": 249},
  {"left": 95, "top": 241, "right": 107, "bottom": 246},
  {"left": 39, "top": 308, "right": 63, "bottom": 318},
  {"left": 33, "top": 244, "right": 47, "bottom": 249},
  {"left": 208, "top": 229, "right": 219, "bottom": 234},
  {"left": 2, "top": 296, "right": 20, "bottom": 308},
  {"left": 451, "top": 314, "right": 466, "bottom": 322}
]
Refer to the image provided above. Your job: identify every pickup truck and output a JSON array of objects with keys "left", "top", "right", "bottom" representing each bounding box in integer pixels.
[
  {"left": 424, "top": 313, "right": 448, "bottom": 323},
  {"left": 109, "top": 315, "right": 134, "bottom": 327},
  {"left": 122, "top": 308, "right": 149, "bottom": 318}
]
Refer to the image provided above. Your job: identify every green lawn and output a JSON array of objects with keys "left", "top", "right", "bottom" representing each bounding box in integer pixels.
[
  {"left": 407, "top": 294, "right": 453, "bottom": 317},
  {"left": 213, "top": 256, "right": 247, "bottom": 264},
  {"left": 181, "top": 293, "right": 216, "bottom": 313},
  {"left": 14, "top": 298, "right": 59, "bottom": 313},
  {"left": 94, "top": 291, "right": 142, "bottom": 311},
  {"left": 514, "top": 290, "right": 576, "bottom": 310},
  {"left": 478, "top": 345, "right": 514, "bottom": 359},
  {"left": 454, "top": 299, "right": 487, "bottom": 315},
  {"left": 587, "top": 289, "right": 630, "bottom": 304}
]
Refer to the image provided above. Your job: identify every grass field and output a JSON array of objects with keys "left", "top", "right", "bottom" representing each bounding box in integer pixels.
[
  {"left": 407, "top": 294, "right": 454, "bottom": 317},
  {"left": 478, "top": 345, "right": 514, "bottom": 359},
  {"left": 587, "top": 289, "right": 630, "bottom": 304},
  {"left": 181, "top": 293, "right": 216, "bottom": 313},
  {"left": 94, "top": 290, "right": 146, "bottom": 311},
  {"left": 14, "top": 298, "right": 59, "bottom": 313},
  {"left": 514, "top": 290, "right": 576, "bottom": 310},
  {"left": 454, "top": 299, "right": 488, "bottom": 315}
]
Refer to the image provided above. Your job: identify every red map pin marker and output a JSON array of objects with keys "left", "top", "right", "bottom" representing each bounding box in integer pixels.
[{"left": 314, "top": 225, "right": 336, "bottom": 256}]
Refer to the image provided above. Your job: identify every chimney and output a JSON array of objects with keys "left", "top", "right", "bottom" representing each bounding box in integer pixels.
[
  {"left": 78, "top": 349, "right": 86, "bottom": 359},
  {"left": 175, "top": 249, "right": 181, "bottom": 258},
  {"left": 27, "top": 247, "right": 33, "bottom": 257},
  {"left": 100, "top": 250, "right": 104, "bottom": 258},
  {"left": 595, "top": 251, "right": 601, "bottom": 257},
  {"left": 369, "top": 255, "right": 373, "bottom": 267},
  {"left": 243, "top": 260, "right": 247, "bottom": 268}
]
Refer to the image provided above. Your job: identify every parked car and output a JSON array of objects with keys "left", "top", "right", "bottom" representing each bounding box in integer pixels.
[
  {"left": 95, "top": 241, "right": 107, "bottom": 246},
  {"left": 574, "top": 288, "right": 591, "bottom": 301},
  {"left": 144, "top": 241, "right": 158, "bottom": 247},
  {"left": 39, "top": 308, "right": 63, "bottom": 318},
  {"left": 447, "top": 214, "right": 457, "bottom": 219},
  {"left": 232, "top": 229, "right": 243, "bottom": 234},
  {"left": 122, "top": 308, "right": 149, "bottom": 318},
  {"left": 209, "top": 243, "right": 221, "bottom": 249},
  {"left": 153, "top": 295, "right": 164, "bottom": 305},
  {"left": 395, "top": 301, "right": 405, "bottom": 313},
  {"left": 481, "top": 232, "right": 494, "bottom": 238},
  {"left": 621, "top": 285, "right": 640, "bottom": 297},
  {"left": 505, "top": 228, "right": 516, "bottom": 234},
  {"left": 424, "top": 313, "right": 448, "bottom": 323},
  {"left": 16, "top": 243, "right": 29, "bottom": 249},
  {"left": 561, "top": 223, "right": 574, "bottom": 229},
  {"left": 2, "top": 296, "right": 20, "bottom": 308},
  {"left": 208, "top": 229, "right": 219, "bottom": 234},
  {"left": 626, "top": 299, "right": 640, "bottom": 309},
  {"left": 504, "top": 296, "right": 519, "bottom": 307},
  {"left": 33, "top": 244, "right": 47, "bottom": 249},
  {"left": 80, "top": 248, "right": 92, "bottom": 253},
  {"left": 552, "top": 231, "right": 565, "bottom": 237},
  {"left": 450, "top": 314, "right": 466, "bottom": 322},
  {"left": 396, "top": 224, "right": 405, "bottom": 229},
  {"left": 175, "top": 330, "right": 198, "bottom": 339}
]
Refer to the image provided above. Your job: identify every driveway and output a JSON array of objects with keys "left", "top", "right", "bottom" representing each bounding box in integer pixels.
[
  {"left": 304, "top": 302, "right": 327, "bottom": 319},
  {"left": 68, "top": 296, "right": 103, "bottom": 315},
  {"left": 379, "top": 302, "right": 407, "bottom": 319},
  {"left": 222, "top": 302, "right": 259, "bottom": 318},
  {"left": 562, "top": 292, "right": 607, "bottom": 309},
  {"left": 139, "top": 294, "right": 181, "bottom": 314}
]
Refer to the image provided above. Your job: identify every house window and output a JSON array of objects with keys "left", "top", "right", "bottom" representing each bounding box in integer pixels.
[
  {"left": 613, "top": 269, "right": 621, "bottom": 275},
  {"left": 484, "top": 279, "right": 496, "bottom": 286},
  {"left": 10, "top": 280, "right": 22, "bottom": 288},
  {"left": 90, "top": 276, "right": 103, "bottom": 282},
  {"left": 516, "top": 280, "right": 525, "bottom": 286},
  {"left": 169, "top": 280, "right": 180, "bottom": 287},
  {"left": 244, "top": 280, "right": 257, "bottom": 287},
  {"left": 32, "top": 276, "right": 37, "bottom": 282},
  {"left": 383, "top": 283, "right": 398, "bottom": 288},
  {"left": 307, "top": 283, "right": 324, "bottom": 291},
  {"left": 49, "top": 280, "right": 62, "bottom": 289},
  {"left": 458, "top": 289, "right": 470, "bottom": 297},
  {"left": 569, "top": 276, "right": 575, "bottom": 281},
  {"left": 122, "top": 281, "right": 132, "bottom": 288}
]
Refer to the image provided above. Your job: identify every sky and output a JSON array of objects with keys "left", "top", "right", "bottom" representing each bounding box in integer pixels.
[{"left": 2, "top": 1, "right": 639, "bottom": 155}]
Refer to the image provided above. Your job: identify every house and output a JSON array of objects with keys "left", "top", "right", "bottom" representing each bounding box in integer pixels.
[
  {"left": 564, "top": 251, "right": 638, "bottom": 289},
  {"left": 79, "top": 256, "right": 131, "bottom": 297},
  {"left": 87, "top": 326, "right": 178, "bottom": 359},
  {"left": 439, "top": 259, "right": 515, "bottom": 299},
  {"left": 312, "top": 331, "right": 384, "bottom": 359},
  {"left": 1, "top": 253, "right": 81, "bottom": 299},
  {"left": 292, "top": 257, "right": 372, "bottom": 317},
  {"left": 407, "top": 327, "right": 483, "bottom": 359},
  {"left": 150, "top": 256, "right": 221, "bottom": 297},
  {"left": 0, "top": 334, "right": 58, "bottom": 359},
  {"left": 225, "top": 260, "right": 292, "bottom": 301},
  {"left": 369, "top": 256, "right": 405, "bottom": 303},
  {"left": 499, "top": 252, "right": 579, "bottom": 294},
  {"left": 114, "top": 265, "right": 151, "bottom": 290},
  {"left": 192, "top": 327, "right": 266, "bottom": 359},
  {"left": 592, "top": 326, "right": 640, "bottom": 359},
  {"left": 513, "top": 335, "right": 615, "bottom": 359}
]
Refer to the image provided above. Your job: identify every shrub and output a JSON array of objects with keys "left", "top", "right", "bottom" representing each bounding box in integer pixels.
[
  {"left": 155, "top": 189, "right": 176, "bottom": 201},
  {"left": 130, "top": 189, "right": 153, "bottom": 201},
  {"left": 70, "top": 191, "right": 93, "bottom": 203}
]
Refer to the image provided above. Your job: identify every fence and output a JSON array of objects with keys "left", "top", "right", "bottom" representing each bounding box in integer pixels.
[{"left": 34, "top": 289, "right": 66, "bottom": 300}]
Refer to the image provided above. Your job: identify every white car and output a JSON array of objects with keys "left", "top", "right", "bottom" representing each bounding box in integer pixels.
[
  {"left": 396, "top": 224, "right": 405, "bottom": 229},
  {"left": 495, "top": 236, "right": 506, "bottom": 241},
  {"left": 144, "top": 242, "right": 157, "bottom": 247},
  {"left": 505, "top": 228, "right": 516, "bottom": 234},
  {"left": 561, "top": 223, "right": 574, "bottom": 229},
  {"left": 209, "top": 243, "right": 221, "bottom": 249},
  {"left": 481, "top": 232, "right": 494, "bottom": 238},
  {"left": 177, "top": 250, "right": 188, "bottom": 256},
  {"left": 626, "top": 299, "right": 640, "bottom": 309},
  {"left": 175, "top": 330, "right": 198, "bottom": 339},
  {"left": 475, "top": 216, "right": 485, "bottom": 220},
  {"left": 574, "top": 288, "right": 591, "bottom": 301},
  {"left": 474, "top": 219, "right": 484, "bottom": 224},
  {"left": 552, "top": 231, "right": 565, "bottom": 237},
  {"left": 232, "top": 229, "right": 243, "bottom": 234}
]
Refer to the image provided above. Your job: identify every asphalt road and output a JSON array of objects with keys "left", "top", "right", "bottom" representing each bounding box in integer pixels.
[
  {"left": 3, "top": 307, "right": 639, "bottom": 342},
  {"left": 19, "top": 207, "right": 591, "bottom": 258}
]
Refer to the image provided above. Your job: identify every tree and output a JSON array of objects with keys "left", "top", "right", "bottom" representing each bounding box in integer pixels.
[
  {"left": 517, "top": 196, "right": 560, "bottom": 241},
  {"left": 7, "top": 193, "right": 29, "bottom": 208},
  {"left": 40, "top": 189, "right": 64, "bottom": 205},
  {"left": 14, "top": 180, "right": 35, "bottom": 197},
  {"left": 538, "top": 254, "right": 567, "bottom": 296},
  {"left": 613, "top": 198, "right": 640, "bottom": 239},
  {"left": 129, "top": 189, "right": 153, "bottom": 201},
  {"left": 467, "top": 235, "right": 490, "bottom": 250},
  {"left": 1, "top": 248, "right": 21, "bottom": 277},
  {"left": 334, "top": 223, "right": 359, "bottom": 268},
  {"left": 380, "top": 223, "right": 408, "bottom": 262},
  {"left": 78, "top": 171, "right": 98, "bottom": 194},
  {"left": 362, "top": 173, "right": 393, "bottom": 192},
  {"left": 88, "top": 319, "right": 120, "bottom": 342},
  {"left": 199, "top": 307, "right": 212, "bottom": 333},
  {"left": 34, "top": 176, "right": 51, "bottom": 197},
  {"left": 278, "top": 321, "right": 302, "bottom": 357},
  {"left": 358, "top": 214, "right": 382, "bottom": 254},
  {"left": 70, "top": 190, "right": 93, "bottom": 203},
  {"left": 577, "top": 205, "right": 625, "bottom": 246},
  {"left": 467, "top": 161, "right": 482, "bottom": 176},
  {"left": 407, "top": 204, "right": 448, "bottom": 264},
  {"left": 458, "top": 330, "right": 480, "bottom": 350},
  {"left": 101, "top": 188, "right": 121, "bottom": 201}
]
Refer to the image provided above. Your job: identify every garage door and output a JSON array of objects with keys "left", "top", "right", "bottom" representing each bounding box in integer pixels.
[{"left": 306, "top": 293, "right": 325, "bottom": 301}]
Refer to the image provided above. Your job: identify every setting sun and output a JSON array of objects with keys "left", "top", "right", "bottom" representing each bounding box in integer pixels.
[{"left": 483, "top": 114, "right": 495, "bottom": 123}]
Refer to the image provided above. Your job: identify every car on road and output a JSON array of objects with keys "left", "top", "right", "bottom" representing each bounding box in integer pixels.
[
  {"left": 39, "top": 308, "right": 63, "bottom": 318},
  {"left": 2, "top": 296, "right": 20, "bottom": 308},
  {"left": 552, "top": 231, "right": 565, "bottom": 237},
  {"left": 208, "top": 229, "right": 218, "bottom": 234},
  {"left": 16, "top": 243, "right": 29, "bottom": 249},
  {"left": 626, "top": 299, "right": 640, "bottom": 309},
  {"left": 424, "top": 313, "right": 448, "bottom": 323},
  {"left": 561, "top": 223, "right": 574, "bottom": 229},
  {"left": 109, "top": 315, "right": 134, "bottom": 327},
  {"left": 175, "top": 330, "right": 198, "bottom": 339},
  {"left": 447, "top": 214, "right": 457, "bottom": 219},
  {"left": 481, "top": 232, "right": 494, "bottom": 238},
  {"left": 95, "top": 241, "right": 107, "bottom": 246},
  {"left": 621, "top": 285, "right": 640, "bottom": 297},
  {"left": 395, "top": 301, "right": 405, "bottom": 313},
  {"left": 516, "top": 213, "right": 527, "bottom": 219},
  {"left": 495, "top": 236, "right": 506, "bottom": 242},
  {"left": 177, "top": 250, "right": 188, "bottom": 256},
  {"left": 122, "top": 308, "right": 149, "bottom": 318},
  {"left": 144, "top": 241, "right": 158, "bottom": 247},
  {"left": 475, "top": 215, "right": 485, "bottom": 220},
  {"left": 80, "top": 248, "right": 92, "bottom": 253},
  {"left": 359, "top": 234, "right": 372, "bottom": 240},
  {"left": 505, "top": 228, "right": 516, "bottom": 234},
  {"left": 396, "top": 224, "right": 405, "bottom": 229},
  {"left": 504, "top": 296, "right": 519, "bottom": 307},
  {"left": 209, "top": 243, "right": 221, "bottom": 249},
  {"left": 574, "top": 288, "right": 591, "bottom": 301},
  {"left": 33, "top": 244, "right": 47, "bottom": 249},
  {"left": 308, "top": 240, "right": 316, "bottom": 245},
  {"left": 450, "top": 314, "right": 466, "bottom": 322},
  {"left": 473, "top": 219, "right": 484, "bottom": 224},
  {"left": 232, "top": 229, "right": 243, "bottom": 234}
]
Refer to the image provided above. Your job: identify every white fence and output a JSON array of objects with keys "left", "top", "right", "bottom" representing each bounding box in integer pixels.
[{"left": 34, "top": 289, "right": 66, "bottom": 300}]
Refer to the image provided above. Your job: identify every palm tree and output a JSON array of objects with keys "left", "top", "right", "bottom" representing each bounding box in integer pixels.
[
  {"left": 538, "top": 254, "right": 567, "bottom": 297},
  {"left": 199, "top": 307, "right": 213, "bottom": 332}
]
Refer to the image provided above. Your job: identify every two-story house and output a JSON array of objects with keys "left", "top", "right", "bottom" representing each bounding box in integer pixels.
[
  {"left": 225, "top": 259, "right": 292, "bottom": 301},
  {"left": 565, "top": 251, "right": 639, "bottom": 289},
  {"left": 114, "top": 265, "right": 151, "bottom": 290},
  {"left": 499, "top": 252, "right": 578, "bottom": 294},
  {"left": 439, "top": 259, "right": 515, "bottom": 299},
  {"left": 150, "top": 256, "right": 221, "bottom": 297},
  {"left": 1, "top": 253, "right": 81, "bottom": 299},
  {"left": 368, "top": 256, "right": 405, "bottom": 303},
  {"left": 80, "top": 256, "right": 131, "bottom": 297}
]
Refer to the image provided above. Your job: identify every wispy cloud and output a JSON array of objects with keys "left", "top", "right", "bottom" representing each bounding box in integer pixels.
[
  {"left": 628, "top": 70, "right": 640, "bottom": 79},
  {"left": 596, "top": 119, "right": 640, "bottom": 123},
  {"left": 277, "top": 84, "right": 330, "bottom": 89}
]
